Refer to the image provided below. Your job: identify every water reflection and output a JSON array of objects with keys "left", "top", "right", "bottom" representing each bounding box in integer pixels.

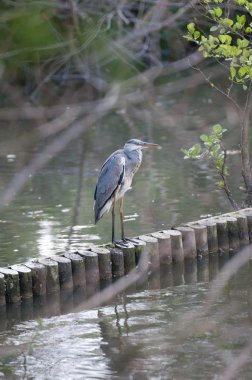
[
  {"left": 0, "top": 85, "right": 246, "bottom": 266},
  {"left": 0, "top": 255, "right": 251, "bottom": 379}
]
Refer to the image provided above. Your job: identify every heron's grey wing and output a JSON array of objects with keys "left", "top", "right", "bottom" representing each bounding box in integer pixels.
[{"left": 94, "top": 152, "right": 125, "bottom": 223}]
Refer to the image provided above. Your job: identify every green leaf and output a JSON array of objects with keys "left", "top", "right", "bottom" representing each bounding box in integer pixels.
[
  {"left": 237, "top": 14, "right": 246, "bottom": 26},
  {"left": 210, "top": 25, "right": 218, "bottom": 32},
  {"left": 214, "top": 7, "right": 223, "bottom": 17},
  {"left": 237, "top": 38, "right": 249, "bottom": 48},
  {"left": 213, "top": 124, "right": 224, "bottom": 134},
  {"left": 238, "top": 66, "right": 249, "bottom": 77},
  {"left": 220, "top": 18, "right": 234, "bottom": 28},
  {"left": 181, "top": 144, "right": 202, "bottom": 159},
  {"left": 219, "top": 34, "right": 232, "bottom": 44},
  {"left": 200, "top": 134, "right": 209, "bottom": 142},
  {"left": 187, "top": 23, "right": 195, "bottom": 34},
  {"left": 230, "top": 66, "right": 236, "bottom": 78},
  {"left": 194, "top": 31, "right": 200, "bottom": 39}
]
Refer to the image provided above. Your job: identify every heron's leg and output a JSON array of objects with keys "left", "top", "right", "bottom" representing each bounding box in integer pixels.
[
  {"left": 112, "top": 197, "right": 116, "bottom": 243},
  {"left": 119, "top": 197, "right": 125, "bottom": 241}
]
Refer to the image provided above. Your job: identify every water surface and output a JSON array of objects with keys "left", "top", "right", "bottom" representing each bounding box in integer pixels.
[
  {"left": 0, "top": 260, "right": 251, "bottom": 379},
  {"left": 0, "top": 84, "right": 244, "bottom": 266}
]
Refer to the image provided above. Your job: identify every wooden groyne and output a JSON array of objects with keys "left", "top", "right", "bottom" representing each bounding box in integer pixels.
[{"left": 0, "top": 208, "right": 252, "bottom": 308}]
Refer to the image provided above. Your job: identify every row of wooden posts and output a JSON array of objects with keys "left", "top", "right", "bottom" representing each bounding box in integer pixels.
[{"left": 0, "top": 209, "right": 252, "bottom": 305}]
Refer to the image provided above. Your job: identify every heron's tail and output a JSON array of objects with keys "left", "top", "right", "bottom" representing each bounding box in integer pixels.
[
  {"left": 94, "top": 199, "right": 112, "bottom": 224},
  {"left": 94, "top": 202, "right": 100, "bottom": 224}
]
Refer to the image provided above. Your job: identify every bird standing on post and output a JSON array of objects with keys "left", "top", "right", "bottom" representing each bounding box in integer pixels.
[{"left": 94, "top": 139, "right": 161, "bottom": 243}]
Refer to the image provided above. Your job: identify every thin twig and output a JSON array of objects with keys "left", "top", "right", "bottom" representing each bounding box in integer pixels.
[{"left": 219, "top": 143, "right": 240, "bottom": 210}]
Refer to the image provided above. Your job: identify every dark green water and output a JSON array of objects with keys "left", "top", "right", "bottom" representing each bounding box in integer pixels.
[
  {"left": 0, "top": 259, "right": 251, "bottom": 379},
  {"left": 0, "top": 83, "right": 251, "bottom": 378},
  {"left": 0, "top": 84, "right": 244, "bottom": 267}
]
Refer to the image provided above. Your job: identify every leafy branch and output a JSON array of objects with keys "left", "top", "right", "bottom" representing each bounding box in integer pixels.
[
  {"left": 184, "top": 0, "right": 252, "bottom": 207},
  {"left": 182, "top": 124, "right": 239, "bottom": 209}
]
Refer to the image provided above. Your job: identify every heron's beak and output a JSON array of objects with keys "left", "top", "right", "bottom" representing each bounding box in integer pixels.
[{"left": 142, "top": 142, "right": 161, "bottom": 149}]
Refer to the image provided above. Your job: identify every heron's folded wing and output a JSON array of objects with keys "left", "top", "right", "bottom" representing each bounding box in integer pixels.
[{"left": 94, "top": 152, "right": 125, "bottom": 213}]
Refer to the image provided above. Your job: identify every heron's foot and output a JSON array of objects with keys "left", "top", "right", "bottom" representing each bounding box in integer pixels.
[{"left": 113, "top": 238, "right": 129, "bottom": 247}]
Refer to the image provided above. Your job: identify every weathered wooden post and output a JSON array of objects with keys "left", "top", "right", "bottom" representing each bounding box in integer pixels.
[
  {"left": 226, "top": 216, "right": 240, "bottom": 253},
  {"left": 90, "top": 246, "right": 112, "bottom": 281},
  {"left": 216, "top": 218, "right": 229, "bottom": 254},
  {"left": 77, "top": 251, "right": 100, "bottom": 296},
  {"left": 128, "top": 238, "right": 148, "bottom": 288},
  {"left": 25, "top": 262, "right": 47, "bottom": 296},
  {"left": 184, "top": 259, "right": 197, "bottom": 284},
  {"left": 138, "top": 235, "right": 159, "bottom": 270},
  {"left": 235, "top": 213, "right": 249, "bottom": 246},
  {"left": 151, "top": 231, "right": 172, "bottom": 265},
  {"left": 64, "top": 252, "right": 86, "bottom": 289},
  {"left": 0, "top": 274, "right": 5, "bottom": 306},
  {"left": 190, "top": 224, "right": 208, "bottom": 258},
  {"left": 128, "top": 238, "right": 147, "bottom": 267},
  {"left": 46, "top": 293, "right": 61, "bottom": 318},
  {"left": 201, "top": 220, "right": 218, "bottom": 255},
  {"left": 0, "top": 268, "right": 20, "bottom": 303},
  {"left": 209, "top": 254, "right": 219, "bottom": 281},
  {"left": 197, "top": 256, "right": 209, "bottom": 283},
  {"left": 50, "top": 256, "right": 73, "bottom": 290},
  {"left": 176, "top": 226, "right": 197, "bottom": 260},
  {"left": 10, "top": 264, "right": 33, "bottom": 299},
  {"left": 163, "top": 230, "right": 184, "bottom": 262},
  {"left": 38, "top": 258, "right": 60, "bottom": 294},
  {"left": 244, "top": 209, "right": 252, "bottom": 241},
  {"left": 172, "top": 262, "right": 184, "bottom": 286},
  {"left": 110, "top": 248, "right": 125, "bottom": 278},
  {"left": 115, "top": 241, "right": 136, "bottom": 274}
]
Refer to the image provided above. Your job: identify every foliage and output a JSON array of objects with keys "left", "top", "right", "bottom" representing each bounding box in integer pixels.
[
  {"left": 183, "top": 0, "right": 252, "bottom": 208},
  {"left": 182, "top": 124, "right": 228, "bottom": 188},
  {"left": 185, "top": 0, "right": 252, "bottom": 89},
  {"left": 0, "top": 1, "right": 191, "bottom": 101}
]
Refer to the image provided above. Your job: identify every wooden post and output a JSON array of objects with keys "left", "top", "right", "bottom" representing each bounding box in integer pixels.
[
  {"left": 190, "top": 224, "right": 208, "bottom": 258},
  {"left": 25, "top": 262, "right": 47, "bottom": 296},
  {"left": 226, "top": 217, "right": 240, "bottom": 253},
  {"left": 151, "top": 232, "right": 172, "bottom": 265},
  {"left": 209, "top": 254, "right": 219, "bottom": 281},
  {"left": 138, "top": 235, "right": 159, "bottom": 270},
  {"left": 115, "top": 241, "right": 136, "bottom": 274},
  {"left": 0, "top": 268, "right": 20, "bottom": 303},
  {"left": 0, "top": 274, "right": 5, "bottom": 306},
  {"left": 184, "top": 259, "right": 197, "bottom": 284},
  {"left": 234, "top": 213, "right": 249, "bottom": 246},
  {"left": 243, "top": 209, "right": 252, "bottom": 242},
  {"left": 127, "top": 238, "right": 147, "bottom": 267},
  {"left": 201, "top": 221, "right": 218, "bottom": 255},
  {"left": 110, "top": 248, "right": 124, "bottom": 278},
  {"left": 46, "top": 293, "right": 61, "bottom": 318},
  {"left": 10, "top": 264, "right": 33, "bottom": 299},
  {"left": 197, "top": 256, "right": 209, "bottom": 283},
  {"left": 64, "top": 252, "right": 86, "bottom": 289},
  {"left": 78, "top": 251, "right": 99, "bottom": 296},
  {"left": 21, "top": 298, "right": 34, "bottom": 322},
  {"left": 163, "top": 230, "right": 184, "bottom": 262},
  {"left": 50, "top": 256, "right": 73, "bottom": 290},
  {"left": 216, "top": 218, "right": 229, "bottom": 254},
  {"left": 38, "top": 258, "right": 60, "bottom": 294},
  {"left": 160, "top": 264, "right": 173, "bottom": 288},
  {"left": 175, "top": 226, "right": 197, "bottom": 259},
  {"left": 172, "top": 261, "right": 184, "bottom": 286},
  {"left": 90, "top": 246, "right": 112, "bottom": 281}
]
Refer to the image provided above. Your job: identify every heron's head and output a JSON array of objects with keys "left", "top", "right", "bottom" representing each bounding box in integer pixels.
[{"left": 124, "top": 139, "right": 161, "bottom": 152}]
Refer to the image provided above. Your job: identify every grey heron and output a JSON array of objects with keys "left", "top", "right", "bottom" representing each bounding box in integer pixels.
[{"left": 94, "top": 139, "right": 161, "bottom": 242}]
